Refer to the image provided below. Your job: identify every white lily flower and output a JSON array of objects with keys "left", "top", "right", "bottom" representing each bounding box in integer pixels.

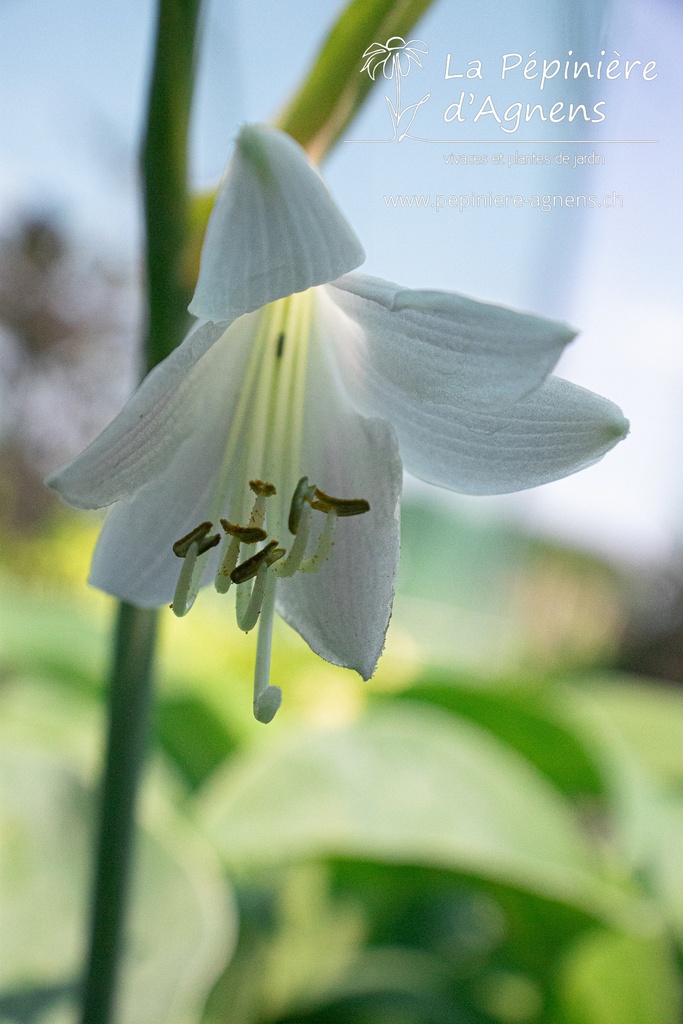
[{"left": 47, "top": 124, "right": 628, "bottom": 723}]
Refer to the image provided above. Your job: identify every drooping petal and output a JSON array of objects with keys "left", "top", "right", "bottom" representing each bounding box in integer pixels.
[
  {"left": 46, "top": 315, "right": 255, "bottom": 510},
  {"left": 397, "top": 377, "right": 628, "bottom": 495},
  {"left": 275, "top": 312, "right": 402, "bottom": 680},
  {"left": 327, "top": 272, "right": 578, "bottom": 414},
  {"left": 53, "top": 311, "right": 267, "bottom": 605},
  {"left": 189, "top": 125, "right": 365, "bottom": 323},
  {"left": 330, "top": 350, "right": 629, "bottom": 494}
]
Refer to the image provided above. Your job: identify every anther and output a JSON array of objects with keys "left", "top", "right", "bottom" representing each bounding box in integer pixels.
[
  {"left": 231, "top": 540, "right": 285, "bottom": 584},
  {"left": 220, "top": 519, "right": 267, "bottom": 544},
  {"left": 310, "top": 489, "right": 371, "bottom": 517},
  {"left": 288, "top": 476, "right": 316, "bottom": 535},
  {"left": 249, "top": 480, "right": 276, "bottom": 497},
  {"left": 173, "top": 522, "right": 217, "bottom": 557},
  {"left": 276, "top": 331, "right": 285, "bottom": 358}
]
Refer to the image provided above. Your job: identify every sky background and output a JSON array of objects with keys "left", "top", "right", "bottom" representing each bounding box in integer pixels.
[{"left": 1, "top": 0, "right": 681, "bottom": 565}]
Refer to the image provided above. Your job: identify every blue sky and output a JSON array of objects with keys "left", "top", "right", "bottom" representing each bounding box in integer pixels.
[{"left": 1, "top": 0, "right": 681, "bottom": 562}]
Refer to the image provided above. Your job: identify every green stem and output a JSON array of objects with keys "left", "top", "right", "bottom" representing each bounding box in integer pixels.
[
  {"left": 79, "top": 605, "right": 158, "bottom": 1024},
  {"left": 80, "top": 1, "right": 202, "bottom": 1022},
  {"left": 142, "top": 0, "right": 203, "bottom": 370}
]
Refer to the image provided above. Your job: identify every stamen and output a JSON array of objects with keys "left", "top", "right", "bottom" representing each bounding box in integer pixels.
[
  {"left": 231, "top": 539, "right": 285, "bottom": 584},
  {"left": 220, "top": 519, "right": 267, "bottom": 544},
  {"left": 236, "top": 560, "right": 270, "bottom": 632},
  {"left": 310, "top": 489, "right": 371, "bottom": 517},
  {"left": 287, "top": 476, "right": 316, "bottom": 535},
  {"left": 173, "top": 524, "right": 220, "bottom": 613},
  {"left": 215, "top": 535, "right": 240, "bottom": 594},
  {"left": 300, "top": 510, "right": 338, "bottom": 574},
  {"left": 274, "top": 501, "right": 312, "bottom": 578},
  {"left": 196, "top": 533, "right": 221, "bottom": 555},
  {"left": 248, "top": 480, "right": 276, "bottom": 529},
  {"left": 173, "top": 522, "right": 214, "bottom": 557},
  {"left": 249, "top": 480, "right": 277, "bottom": 497},
  {"left": 252, "top": 572, "right": 282, "bottom": 724},
  {"left": 172, "top": 540, "right": 200, "bottom": 616}
]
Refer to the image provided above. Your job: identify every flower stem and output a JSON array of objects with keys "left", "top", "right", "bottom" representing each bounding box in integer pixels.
[
  {"left": 142, "top": 0, "right": 203, "bottom": 370},
  {"left": 79, "top": 605, "right": 158, "bottom": 1024},
  {"left": 79, "top": 1, "right": 202, "bottom": 1022}
]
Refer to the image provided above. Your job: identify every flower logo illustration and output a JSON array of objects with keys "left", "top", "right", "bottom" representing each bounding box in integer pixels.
[{"left": 361, "top": 37, "right": 430, "bottom": 141}]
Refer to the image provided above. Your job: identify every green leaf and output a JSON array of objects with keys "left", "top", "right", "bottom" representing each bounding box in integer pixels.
[
  {"left": 0, "top": 581, "right": 107, "bottom": 695},
  {"left": 558, "top": 928, "right": 681, "bottom": 1024},
  {"left": 390, "top": 680, "right": 605, "bottom": 801},
  {"left": 275, "top": 0, "right": 437, "bottom": 161},
  {"left": 156, "top": 693, "right": 238, "bottom": 791},
  {"left": 0, "top": 730, "right": 235, "bottom": 1024},
  {"left": 565, "top": 676, "right": 683, "bottom": 789},
  {"left": 559, "top": 678, "right": 683, "bottom": 945},
  {"left": 199, "top": 704, "right": 642, "bottom": 924}
]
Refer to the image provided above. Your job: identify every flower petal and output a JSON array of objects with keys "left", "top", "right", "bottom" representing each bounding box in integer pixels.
[
  {"left": 328, "top": 272, "right": 579, "bottom": 413},
  {"left": 86, "top": 310, "right": 273, "bottom": 604},
  {"left": 319, "top": 283, "right": 628, "bottom": 493},
  {"left": 45, "top": 315, "right": 256, "bottom": 510},
  {"left": 88, "top": 432, "right": 224, "bottom": 607},
  {"left": 275, "top": 318, "right": 402, "bottom": 680},
  {"left": 189, "top": 125, "right": 365, "bottom": 323}
]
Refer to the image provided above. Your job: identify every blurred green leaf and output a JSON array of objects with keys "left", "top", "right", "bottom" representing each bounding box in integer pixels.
[
  {"left": 199, "top": 704, "right": 641, "bottom": 923},
  {"left": 560, "top": 677, "right": 683, "bottom": 948},
  {"left": 156, "top": 693, "right": 238, "bottom": 790},
  {"left": 391, "top": 501, "right": 625, "bottom": 678},
  {"left": 275, "top": 0, "right": 436, "bottom": 161},
  {"left": 0, "top": 695, "right": 235, "bottom": 1024},
  {"left": 565, "top": 676, "right": 683, "bottom": 789},
  {"left": 558, "top": 928, "right": 680, "bottom": 1024},
  {"left": 0, "top": 582, "right": 106, "bottom": 695},
  {"left": 389, "top": 680, "right": 605, "bottom": 802}
]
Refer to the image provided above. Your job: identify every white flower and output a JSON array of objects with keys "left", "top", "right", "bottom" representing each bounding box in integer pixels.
[{"left": 47, "top": 124, "right": 628, "bottom": 722}]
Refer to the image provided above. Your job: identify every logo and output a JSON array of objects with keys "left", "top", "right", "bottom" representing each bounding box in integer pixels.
[{"left": 361, "top": 37, "right": 430, "bottom": 142}]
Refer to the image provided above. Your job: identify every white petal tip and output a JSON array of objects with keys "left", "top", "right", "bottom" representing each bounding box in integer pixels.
[
  {"left": 43, "top": 463, "right": 97, "bottom": 511},
  {"left": 189, "top": 124, "right": 365, "bottom": 322}
]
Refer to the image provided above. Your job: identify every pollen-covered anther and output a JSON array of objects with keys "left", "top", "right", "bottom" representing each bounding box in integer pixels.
[
  {"left": 310, "top": 489, "right": 371, "bottom": 517},
  {"left": 231, "top": 539, "right": 285, "bottom": 584},
  {"left": 220, "top": 519, "right": 268, "bottom": 543},
  {"left": 249, "top": 480, "right": 277, "bottom": 497},
  {"left": 288, "top": 476, "right": 317, "bottom": 535},
  {"left": 173, "top": 521, "right": 219, "bottom": 557}
]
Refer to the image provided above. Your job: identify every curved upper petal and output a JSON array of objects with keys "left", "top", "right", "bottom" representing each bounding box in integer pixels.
[
  {"left": 318, "top": 286, "right": 629, "bottom": 494},
  {"left": 328, "top": 272, "right": 578, "bottom": 413},
  {"left": 189, "top": 125, "right": 365, "bottom": 323},
  {"left": 275, "top": 308, "right": 402, "bottom": 680},
  {"left": 45, "top": 314, "right": 258, "bottom": 510}
]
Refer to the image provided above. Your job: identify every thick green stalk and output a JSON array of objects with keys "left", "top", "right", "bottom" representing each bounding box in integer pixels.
[
  {"left": 79, "top": 2, "right": 202, "bottom": 1022},
  {"left": 142, "top": 0, "right": 202, "bottom": 370},
  {"left": 79, "top": 605, "right": 158, "bottom": 1024}
]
